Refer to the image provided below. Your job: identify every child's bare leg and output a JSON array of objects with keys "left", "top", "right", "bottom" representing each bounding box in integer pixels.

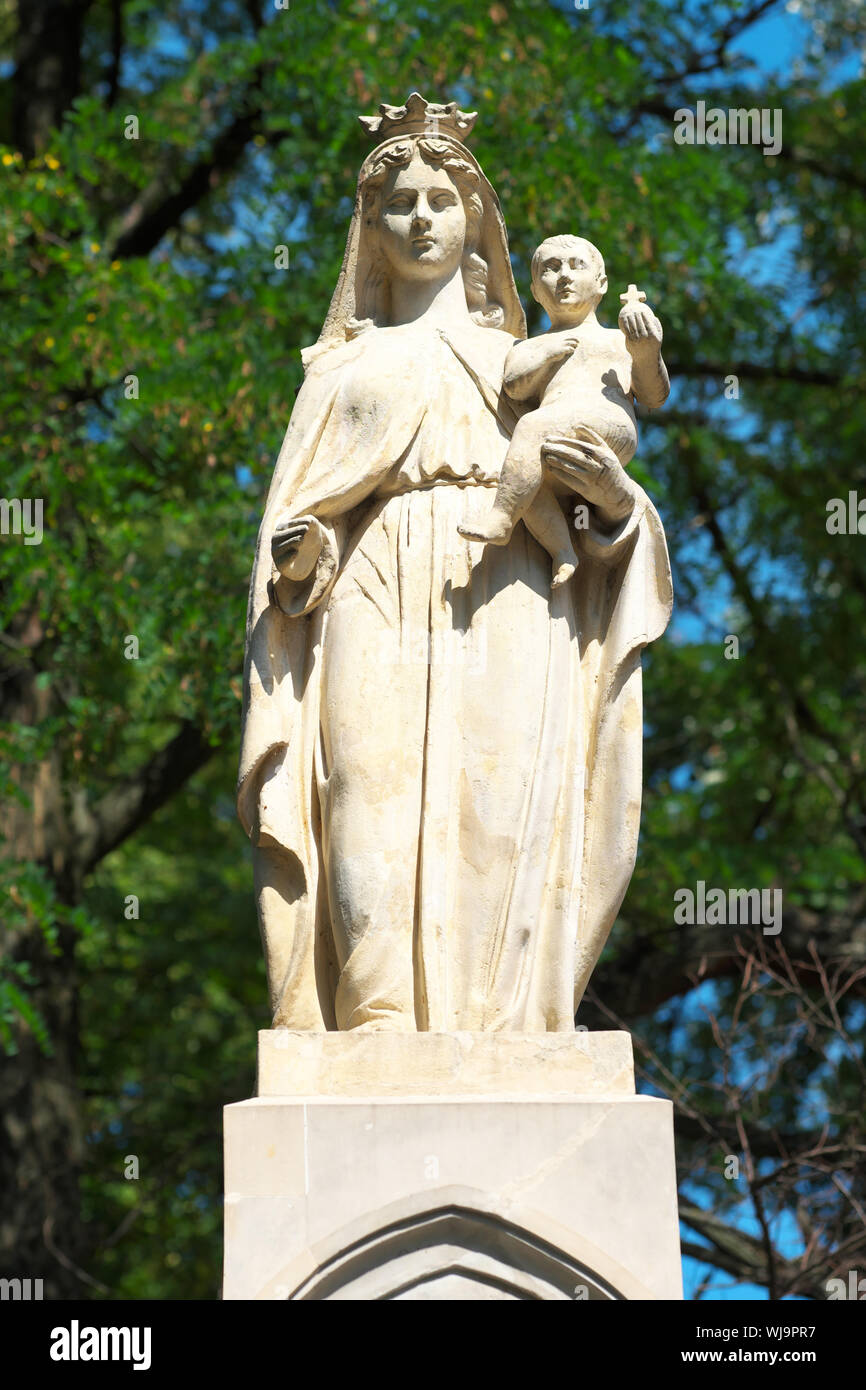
[
  {"left": 458, "top": 415, "right": 544, "bottom": 545},
  {"left": 524, "top": 485, "right": 578, "bottom": 587}
]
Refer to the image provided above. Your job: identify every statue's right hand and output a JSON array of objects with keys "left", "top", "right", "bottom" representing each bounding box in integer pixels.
[
  {"left": 271, "top": 515, "right": 323, "bottom": 583},
  {"left": 550, "top": 329, "right": 582, "bottom": 358},
  {"left": 542, "top": 431, "right": 637, "bottom": 525}
]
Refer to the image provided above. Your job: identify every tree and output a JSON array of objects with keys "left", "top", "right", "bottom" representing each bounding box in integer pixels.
[{"left": 1, "top": 0, "right": 863, "bottom": 1298}]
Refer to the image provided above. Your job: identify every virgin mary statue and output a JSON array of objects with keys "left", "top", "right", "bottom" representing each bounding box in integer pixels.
[{"left": 237, "top": 95, "right": 672, "bottom": 1033}]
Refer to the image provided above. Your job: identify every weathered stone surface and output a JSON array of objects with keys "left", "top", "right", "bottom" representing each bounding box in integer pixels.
[
  {"left": 226, "top": 91, "right": 681, "bottom": 1302},
  {"left": 237, "top": 93, "right": 673, "bottom": 1032},
  {"left": 223, "top": 1090, "right": 682, "bottom": 1300},
  {"left": 256, "top": 1028, "right": 635, "bottom": 1097}
]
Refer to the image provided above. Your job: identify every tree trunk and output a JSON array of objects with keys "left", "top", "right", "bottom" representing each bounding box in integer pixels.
[
  {"left": 11, "top": 0, "right": 90, "bottom": 157},
  {"left": 0, "top": 930, "right": 85, "bottom": 1299},
  {"left": 0, "top": 652, "right": 87, "bottom": 1298}
]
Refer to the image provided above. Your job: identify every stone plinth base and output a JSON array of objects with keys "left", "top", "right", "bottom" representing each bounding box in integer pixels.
[
  {"left": 256, "top": 1028, "right": 635, "bottom": 1097},
  {"left": 223, "top": 1032, "right": 681, "bottom": 1301}
]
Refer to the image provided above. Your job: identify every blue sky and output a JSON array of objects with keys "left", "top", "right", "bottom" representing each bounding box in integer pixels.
[{"left": 647, "top": 0, "right": 846, "bottom": 1300}]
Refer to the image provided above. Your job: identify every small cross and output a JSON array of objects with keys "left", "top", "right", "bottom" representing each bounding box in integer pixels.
[{"left": 619, "top": 283, "right": 646, "bottom": 308}]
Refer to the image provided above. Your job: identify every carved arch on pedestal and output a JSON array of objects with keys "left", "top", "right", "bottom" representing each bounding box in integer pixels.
[{"left": 258, "top": 1185, "right": 655, "bottom": 1301}]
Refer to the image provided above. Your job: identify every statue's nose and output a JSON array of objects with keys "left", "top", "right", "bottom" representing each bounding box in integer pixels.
[{"left": 412, "top": 196, "right": 432, "bottom": 228}]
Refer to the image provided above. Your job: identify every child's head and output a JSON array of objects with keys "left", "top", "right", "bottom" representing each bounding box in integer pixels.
[{"left": 530, "top": 235, "right": 607, "bottom": 323}]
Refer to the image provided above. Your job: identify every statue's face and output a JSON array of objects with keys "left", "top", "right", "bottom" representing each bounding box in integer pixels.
[
  {"left": 378, "top": 151, "right": 467, "bottom": 282},
  {"left": 532, "top": 241, "right": 606, "bottom": 320}
]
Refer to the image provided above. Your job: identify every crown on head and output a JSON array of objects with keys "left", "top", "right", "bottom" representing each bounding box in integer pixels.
[{"left": 359, "top": 92, "right": 478, "bottom": 145}]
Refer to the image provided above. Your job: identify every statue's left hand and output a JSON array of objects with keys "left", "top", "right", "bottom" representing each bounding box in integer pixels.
[
  {"left": 271, "top": 515, "right": 324, "bottom": 582},
  {"left": 618, "top": 286, "right": 663, "bottom": 356},
  {"left": 542, "top": 431, "right": 638, "bottom": 525}
]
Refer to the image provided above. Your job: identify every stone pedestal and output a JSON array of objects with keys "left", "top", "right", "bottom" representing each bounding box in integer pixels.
[{"left": 223, "top": 1031, "right": 682, "bottom": 1301}]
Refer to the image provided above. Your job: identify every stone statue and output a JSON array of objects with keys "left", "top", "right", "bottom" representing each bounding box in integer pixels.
[
  {"left": 458, "top": 236, "right": 669, "bottom": 588},
  {"left": 237, "top": 93, "right": 673, "bottom": 1034}
]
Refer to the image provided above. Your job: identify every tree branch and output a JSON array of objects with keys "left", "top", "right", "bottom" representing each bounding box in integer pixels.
[
  {"left": 652, "top": 0, "right": 783, "bottom": 90},
  {"left": 76, "top": 721, "right": 217, "bottom": 876},
  {"left": 110, "top": 88, "right": 266, "bottom": 259},
  {"left": 774, "top": 148, "right": 866, "bottom": 197},
  {"left": 679, "top": 1202, "right": 828, "bottom": 1298},
  {"left": 682, "top": 458, "right": 866, "bottom": 859},
  {"left": 108, "top": 0, "right": 274, "bottom": 263},
  {"left": 582, "top": 902, "right": 866, "bottom": 1024},
  {"left": 12, "top": 0, "right": 93, "bottom": 156},
  {"left": 666, "top": 358, "right": 841, "bottom": 387}
]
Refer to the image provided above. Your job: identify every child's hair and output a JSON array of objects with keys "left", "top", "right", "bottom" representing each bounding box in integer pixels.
[{"left": 530, "top": 235, "right": 605, "bottom": 288}]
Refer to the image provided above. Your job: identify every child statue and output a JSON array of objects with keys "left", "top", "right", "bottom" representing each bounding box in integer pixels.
[{"left": 458, "top": 234, "right": 670, "bottom": 585}]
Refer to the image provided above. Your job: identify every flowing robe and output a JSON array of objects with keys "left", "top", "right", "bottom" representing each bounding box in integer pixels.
[{"left": 238, "top": 317, "right": 672, "bottom": 1031}]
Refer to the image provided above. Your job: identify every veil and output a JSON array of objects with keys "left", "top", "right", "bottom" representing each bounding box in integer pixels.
[
  {"left": 239, "top": 124, "right": 527, "bottom": 852},
  {"left": 309, "top": 132, "right": 527, "bottom": 358}
]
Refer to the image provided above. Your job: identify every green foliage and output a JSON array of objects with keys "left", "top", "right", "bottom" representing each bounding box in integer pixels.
[{"left": 1, "top": 0, "right": 864, "bottom": 1298}]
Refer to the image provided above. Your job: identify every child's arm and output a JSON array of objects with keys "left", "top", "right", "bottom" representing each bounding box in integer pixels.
[
  {"left": 618, "top": 285, "right": 670, "bottom": 410},
  {"left": 630, "top": 345, "right": 669, "bottom": 410},
  {"left": 503, "top": 331, "right": 580, "bottom": 402}
]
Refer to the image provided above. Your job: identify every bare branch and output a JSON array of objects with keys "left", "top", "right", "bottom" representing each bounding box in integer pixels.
[
  {"left": 110, "top": 91, "right": 265, "bottom": 259},
  {"left": 76, "top": 721, "right": 217, "bottom": 876},
  {"left": 665, "top": 358, "right": 841, "bottom": 388}
]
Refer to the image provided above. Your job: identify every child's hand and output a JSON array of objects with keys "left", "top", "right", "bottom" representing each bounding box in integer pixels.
[
  {"left": 547, "top": 328, "right": 583, "bottom": 359},
  {"left": 618, "top": 284, "right": 662, "bottom": 354}
]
